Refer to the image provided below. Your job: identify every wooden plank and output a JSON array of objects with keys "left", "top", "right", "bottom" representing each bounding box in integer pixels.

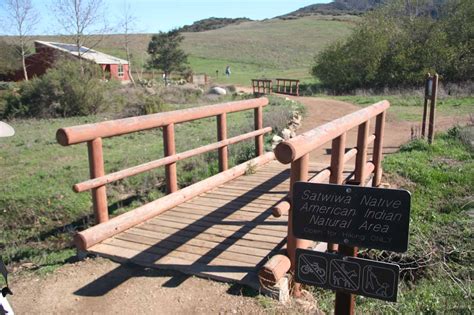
[
  {"left": 135, "top": 223, "right": 280, "bottom": 250},
  {"left": 104, "top": 238, "right": 258, "bottom": 267},
  {"left": 162, "top": 209, "right": 287, "bottom": 232},
  {"left": 186, "top": 197, "right": 275, "bottom": 211},
  {"left": 114, "top": 232, "right": 265, "bottom": 265},
  {"left": 172, "top": 204, "right": 287, "bottom": 223},
  {"left": 154, "top": 213, "right": 287, "bottom": 237},
  {"left": 175, "top": 201, "right": 284, "bottom": 217},
  {"left": 126, "top": 226, "right": 275, "bottom": 257},
  {"left": 207, "top": 188, "right": 286, "bottom": 201},
  {"left": 201, "top": 191, "right": 284, "bottom": 204},
  {"left": 145, "top": 219, "right": 285, "bottom": 244}
]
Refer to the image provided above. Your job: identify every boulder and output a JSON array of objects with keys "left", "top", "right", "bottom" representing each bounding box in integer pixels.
[
  {"left": 281, "top": 128, "right": 292, "bottom": 140},
  {"left": 209, "top": 86, "right": 227, "bottom": 95},
  {"left": 271, "top": 135, "right": 284, "bottom": 149}
]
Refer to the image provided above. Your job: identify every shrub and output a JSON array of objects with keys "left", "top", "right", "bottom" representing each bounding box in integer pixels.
[
  {"left": 3, "top": 59, "right": 107, "bottom": 118},
  {"left": 312, "top": 0, "right": 474, "bottom": 92}
]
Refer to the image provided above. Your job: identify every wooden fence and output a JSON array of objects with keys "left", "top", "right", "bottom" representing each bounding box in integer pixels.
[{"left": 56, "top": 98, "right": 274, "bottom": 248}]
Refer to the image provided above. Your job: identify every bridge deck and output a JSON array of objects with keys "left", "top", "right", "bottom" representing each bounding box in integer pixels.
[{"left": 87, "top": 160, "right": 325, "bottom": 288}]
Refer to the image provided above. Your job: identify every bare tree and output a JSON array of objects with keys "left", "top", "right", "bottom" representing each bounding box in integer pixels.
[
  {"left": 119, "top": 1, "right": 136, "bottom": 86},
  {"left": 50, "top": 0, "right": 108, "bottom": 71},
  {"left": 3, "top": 0, "right": 39, "bottom": 80}
]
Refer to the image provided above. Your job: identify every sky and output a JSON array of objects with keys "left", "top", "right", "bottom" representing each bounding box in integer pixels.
[{"left": 1, "top": 0, "right": 330, "bottom": 35}]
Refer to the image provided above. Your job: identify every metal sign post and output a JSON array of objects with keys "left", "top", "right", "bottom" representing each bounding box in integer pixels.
[{"left": 292, "top": 182, "right": 411, "bottom": 314}]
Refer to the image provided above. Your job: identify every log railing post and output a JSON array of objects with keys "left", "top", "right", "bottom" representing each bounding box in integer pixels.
[
  {"left": 428, "top": 74, "right": 438, "bottom": 144},
  {"left": 255, "top": 106, "right": 264, "bottom": 156},
  {"left": 287, "top": 153, "right": 312, "bottom": 297},
  {"left": 163, "top": 123, "right": 178, "bottom": 193},
  {"left": 354, "top": 121, "right": 370, "bottom": 184},
  {"left": 327, "top": 132, "right": 347, "bottom": 251},
  {"left": 217, "top": 113, "right": 228, "bottom": 171},
  {"left": 372, "top": 111, "right": 386, "bottom": 187},
  {"left": 87, "top": 137, "right": 108, "bottom": 223}
]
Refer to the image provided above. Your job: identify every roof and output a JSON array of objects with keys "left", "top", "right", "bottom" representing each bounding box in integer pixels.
[{"left": 35, "top": 40, "right": 128, "bottom": 65}]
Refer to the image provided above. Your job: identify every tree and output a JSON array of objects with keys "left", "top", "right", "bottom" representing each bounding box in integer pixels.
[
  {"left": 119, "top": 1, "right": 136, "bottom": 86},
  {"left": 2, "top": 0, "right": 39, "bottom": 80},
  {"left": 0, "top": 41, "right": 22, "bottom": 80},
  {"left": 147, "top": 29, "right": 188, "bottom": 81},
  {"left": 50, "top": 0, "right": 108, "bottom": 72}
]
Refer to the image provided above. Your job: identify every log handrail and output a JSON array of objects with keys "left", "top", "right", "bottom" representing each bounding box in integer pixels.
[
  {"left": 263, "top": 100, "right": 390, "bottom": 297},
  {"left": 57, "top": 98, "right": 271, "bottom": 226},
  {"left": 73, "top": 127, "right": 272, "bottom": 192},
  {"left": 57, "top": 98, "right": 268, "bottom": 146},
  {"left": 274, "top": 100, "right": 389, "bottom": 164}
]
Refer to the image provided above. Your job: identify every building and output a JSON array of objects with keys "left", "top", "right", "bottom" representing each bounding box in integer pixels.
[{"left": 16, "top": 41, "right": 130, "bottom": 82}]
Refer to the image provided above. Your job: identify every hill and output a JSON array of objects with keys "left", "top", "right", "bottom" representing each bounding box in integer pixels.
[
  {"left": 177, "top": 17, "right": 252, "bottom": 32},
  {"left": 279, "top": 0, "right": 383, "bottom": 18},
  {"left": 0, "top": 15, "right": 357, "bottom": 85}
]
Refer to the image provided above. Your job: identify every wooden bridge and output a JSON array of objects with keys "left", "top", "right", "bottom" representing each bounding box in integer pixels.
[{"left": 57, "top": 97, "right": 389, "bottom": 291}]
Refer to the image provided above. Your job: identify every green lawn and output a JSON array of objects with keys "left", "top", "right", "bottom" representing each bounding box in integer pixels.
[{"left": 334, "top": 94, "right": 474, "bottom": 122}]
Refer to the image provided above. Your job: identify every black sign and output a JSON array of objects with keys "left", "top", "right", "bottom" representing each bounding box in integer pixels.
[
  {"left": 292, "top": 182, "right": 411, "bottom": 252},
  {"left": 296, "top": 249, "right": 400, "bottom": 302}
]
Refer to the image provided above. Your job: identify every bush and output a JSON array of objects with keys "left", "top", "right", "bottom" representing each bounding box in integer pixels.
[
  {"left": 312, "top": 0, "right": 474, "bottom": 92},
  {"left": 2, "top": 59, "right": 108, "bottom": 118}
]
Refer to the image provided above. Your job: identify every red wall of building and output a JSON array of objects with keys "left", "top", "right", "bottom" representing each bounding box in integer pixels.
[{"left": 7, "top": 43, "right": 130, "bottom": 82}]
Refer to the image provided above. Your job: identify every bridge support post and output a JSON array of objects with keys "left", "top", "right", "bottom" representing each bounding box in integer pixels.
[
  {"left": 87, "top": 137, "right": 108, "bottom": 223},
  {"left": 217, "top": 113, "right": 228, "bottom": 171},
  {"left": 372, "top": 111, "right": 386, "bottom": 187},
  {"left": 354, "top": 121, "right": 370, "bottom": 183},
  {"left": 163, "top": 123, "right": 178, "bottom": 193},
  {"left": 287, "top": 153, "right": 312, "bottom": 297},
  {"left": 255, "top": 106, "right": 264, "bottom": 156}
]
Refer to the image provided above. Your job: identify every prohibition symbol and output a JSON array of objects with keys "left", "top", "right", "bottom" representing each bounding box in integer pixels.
[
  {"left": 329, "top": 259, "right": 360, "bottom": 291},
  {"left": 298, "top": 254, "right": 327, "bottom": 285}
]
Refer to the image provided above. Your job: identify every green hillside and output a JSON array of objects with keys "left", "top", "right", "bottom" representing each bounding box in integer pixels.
[
  {"left": 1, "top": 15, "right": 357, "bottom": 85},
  {"left": 181, "top": 15, "right": 357, "bottom": 84}
]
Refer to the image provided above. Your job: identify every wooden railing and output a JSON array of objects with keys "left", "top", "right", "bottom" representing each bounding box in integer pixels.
[
  {"left": 252, "top": 79, "right": 273, "bottom": 96},
  {"left": 57, "top": 98, "right": 275, "bottom": 249},
  {"left": 259, "top": 100, "right": 390, "bottom": 295},
  {"left": 275, "top": 78, "right": 300, "bottom": 96}
]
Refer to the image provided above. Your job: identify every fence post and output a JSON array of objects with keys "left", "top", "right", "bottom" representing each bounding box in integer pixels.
[
  {"left": 372, "top": 111, "right": 386, "bottom": 187},
  {"left": 87, "top": 138, "right": 108, "bottom": 223},
  {"left": 428, "top": 74, "right": 438, "bottom": 144},
  {"left": 354, "top": 121, "right": 370, "bottom": 184},
  {"left": 287, "top": 154, "right": 312, "bottom": 297},
  {"left": 217, "top": 113, "right": 228, "bottom": 171},
  {"left": 255, "top": 106, "right": 264, "bottom": 156},
  {"left": 163, "top": 123, "right": 178, "bottom": 193},
  {"left": 327, "top": 132, "right": 347, "bottom": 251},
  {"left": 421, "top": 73, "right": 430, "bottom": 137}
]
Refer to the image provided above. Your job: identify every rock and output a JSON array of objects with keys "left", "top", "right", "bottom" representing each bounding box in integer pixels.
[
  {"left": 271, "top": 135, "right": 284, "bottom": 149},
  {"left": 209, "top": 86, "right": 227, "bottom": 95},
  {"left": 281, "top": 128, "right": 292, "bottom": 140}
]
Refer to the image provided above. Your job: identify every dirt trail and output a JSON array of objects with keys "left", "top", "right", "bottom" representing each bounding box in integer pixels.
[
  {"left": 288, "top": 96, "right": 467, "bottom": 165},
  {"left": 8, "top": 93, "right": 466, "bottom": 314}
]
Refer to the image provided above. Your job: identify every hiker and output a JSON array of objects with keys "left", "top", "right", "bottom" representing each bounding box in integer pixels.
[{"left": 225, "top": 65, "right": 231, "bottom": 77}]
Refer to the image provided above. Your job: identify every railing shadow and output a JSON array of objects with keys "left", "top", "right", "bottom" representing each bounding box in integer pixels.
[{"left": 74, "top": 166, "right": 290, "bottom": 297}]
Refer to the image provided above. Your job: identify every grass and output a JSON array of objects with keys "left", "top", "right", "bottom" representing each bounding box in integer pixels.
[
  {"left": 310, "top": 128, "right": 473, "bottom": 313},
  {"left": 334, "top": 94, "right": 474, "bottom": 122},
  {"left": 0, "top": 95, "right": 301, "bottom": 272}
]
